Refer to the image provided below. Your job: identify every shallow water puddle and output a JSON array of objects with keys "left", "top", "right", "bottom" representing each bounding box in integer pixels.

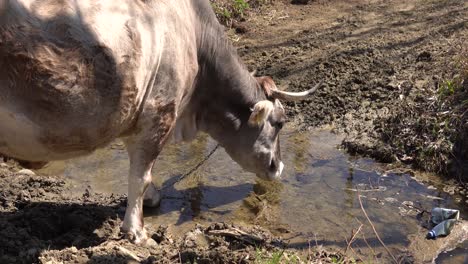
[{"left": 38, "top": 128, "right": 467, "bottom": 262}]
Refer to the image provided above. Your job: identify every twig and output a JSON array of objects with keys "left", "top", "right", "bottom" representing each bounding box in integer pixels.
[
  {"left": 347, "top": 242, "right": 361, "bottom": 262},
  {"left": 344, "top": 186, "right": 387, "bottom": 192},
  {"left": 207, "top": 227, "right": 264, "bottom": 245},
  {"left": 357, "top": 191, "right": 398, "bottom": 263},
  {"left": 354, "top": 218, "right": 376, "bottom": 257},
  {"left": 345, "top": 224, "right": 363, "bottom": 253}
]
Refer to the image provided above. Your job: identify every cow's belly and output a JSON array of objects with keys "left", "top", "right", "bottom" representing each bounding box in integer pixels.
[{"left": 0, "top": 106, "right": 97, "bottom": 161}]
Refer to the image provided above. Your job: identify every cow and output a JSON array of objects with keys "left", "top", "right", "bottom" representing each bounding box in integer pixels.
[{"left": 0, "top": 0, "right": 320, "bottom": 243}]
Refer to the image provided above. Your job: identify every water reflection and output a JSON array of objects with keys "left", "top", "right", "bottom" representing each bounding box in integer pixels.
[{"left": 344, "top": 166, "right": 355, "bottom": 209}]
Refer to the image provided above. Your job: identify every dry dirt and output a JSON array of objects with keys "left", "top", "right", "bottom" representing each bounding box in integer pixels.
[{"left": 1, "top": 0, "right": 467, "bottom": 263}]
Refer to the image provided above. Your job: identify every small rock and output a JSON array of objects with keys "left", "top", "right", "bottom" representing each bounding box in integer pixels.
[
  {"left": 261, "top": 51, "right": 268, "bottom": 56},
  {"left": 43, "top": 259, "right": 62, "bottom": 264},
  {"left": 183, "top": 228, "right": 207, "bottom": 248},
  {"left": 361, "top": 100, "right": 371, "bottom": 108},
  {"left": 144, "top": 238, "right": 158, "bottom": 248},
  {"left": 19, "top": 190, "right": 31, "bottom": 201},
  {"left": 17, "top": 169, "right": 35, "bottom": 176},
  {"left": 117, "top": 246, "right": 141, "bottom": 262},
  {"left": 402, "top": 201, "right": 414, "bottom": 207},
  {"left": 443, "top": 185, "right": 456, "bottom": 195}
]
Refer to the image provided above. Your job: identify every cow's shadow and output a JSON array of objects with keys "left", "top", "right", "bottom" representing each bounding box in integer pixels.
[
  {"left": 146, "top": 176, "right": 254, "bottom": 226},
  {"left": 0, "top": 199, "right": 125, "bottom": 263}
]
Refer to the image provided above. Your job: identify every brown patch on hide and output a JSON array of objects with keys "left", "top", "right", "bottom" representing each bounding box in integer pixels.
[
  {"left": 151, "top": 101, "right": 177, "bottom": 149},
  {"left": 0, "top": 14, "right": 143, "bottom": 154},
  {"left": 32, "top": 40, "right": 121, "bottom": 153},
  {"left": 134, "top": 100, "right": 177, "bottom": 158}
]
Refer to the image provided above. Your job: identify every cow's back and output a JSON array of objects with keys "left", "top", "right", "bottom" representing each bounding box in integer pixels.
[{"left": 0, "top": 0, "right": 192, "bottom": 161}]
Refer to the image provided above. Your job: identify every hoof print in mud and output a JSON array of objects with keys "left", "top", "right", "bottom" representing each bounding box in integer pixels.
[
  {"left": 416, "top": 51, "right": 432, "bottom": 62},
  {"left": 233, "top": 22, "right": 249, "bottom": 34}
]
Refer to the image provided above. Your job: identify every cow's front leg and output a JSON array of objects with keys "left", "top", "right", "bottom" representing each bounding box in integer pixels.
[
  {"left": 120, "top": 101, "right": 176, "bottom": 244},
  {"left": 121, "top": 141, "right": 156, "bottom": 244}
]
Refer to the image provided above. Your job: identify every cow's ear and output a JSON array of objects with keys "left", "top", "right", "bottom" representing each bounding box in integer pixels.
[
  {"left": 248, "top": 100, "right": 274, "bottom": 126},
  {"left": 256, "top": 76, "right": 278, "bottom": 98}
]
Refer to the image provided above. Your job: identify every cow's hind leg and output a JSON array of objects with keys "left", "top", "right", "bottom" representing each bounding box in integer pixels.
[
  {"left": 121, "top": 102, "right": 176, "bottom": 244},
  {"left": 143, "top": 182, "right": 161, "bottom": 207}
]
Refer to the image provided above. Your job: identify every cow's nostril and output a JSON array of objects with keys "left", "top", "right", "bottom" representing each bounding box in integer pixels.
[{"left": 269, "top": 159, "right": 277, "bottom": 171}]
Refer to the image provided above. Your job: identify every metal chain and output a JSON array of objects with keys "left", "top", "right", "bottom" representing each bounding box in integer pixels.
[{"left": 162, "top": 144, "right": 220, "bottom": 190}]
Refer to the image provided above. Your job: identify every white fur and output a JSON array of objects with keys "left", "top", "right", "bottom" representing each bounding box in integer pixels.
[{"left": 248, "top": 100, "right": 274, "bottom": 126}]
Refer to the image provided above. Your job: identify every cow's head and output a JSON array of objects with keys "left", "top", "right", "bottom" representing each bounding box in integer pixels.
[{"left": 221, "top": 75, "right": 321, "bottom": 181}]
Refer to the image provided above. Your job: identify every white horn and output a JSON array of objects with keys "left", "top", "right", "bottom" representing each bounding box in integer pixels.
[{"left": 271, "top": 81, "right": 323, "bottom": 101}]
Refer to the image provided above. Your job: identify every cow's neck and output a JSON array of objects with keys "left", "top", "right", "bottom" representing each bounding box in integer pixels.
[
  {"left": 191, "top": 23, "right": 263, "bottom": 145},
  {"left": 172, "top": 1, "right": 265, "bottom": 144}
]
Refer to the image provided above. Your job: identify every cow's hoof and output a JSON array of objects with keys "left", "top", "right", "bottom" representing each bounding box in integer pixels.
[
  {"left": 143, "top": 183, "right": 161, "bottom": 208},
  {"left": 121, "top": 226, "right": 148, "bottom": 245}
]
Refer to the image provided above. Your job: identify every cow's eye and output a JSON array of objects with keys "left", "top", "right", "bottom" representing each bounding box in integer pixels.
[{"left": 274, "top": 121, "right": 284, "bottom": 129}]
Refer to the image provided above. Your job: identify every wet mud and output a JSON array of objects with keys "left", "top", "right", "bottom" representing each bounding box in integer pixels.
[
  {"left": 0, "top": 162, "right": 349, "bottom": 264},
  {"left": 2, "top": 129, "right": 467, "bottom": 263},
  {"left": 1, "top": 0, "right": 468, "bottom": 263}
]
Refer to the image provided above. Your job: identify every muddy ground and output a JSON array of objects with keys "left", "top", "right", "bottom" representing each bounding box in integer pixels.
[
  {"left": 235, "top": 0, "right": 467, "bottom": 181},
  {"left": 0, "top": 164, "right": 348, "bottom": 264},
  {"left": 1, "top": 0, "right": 467, "bottom": 263}
]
